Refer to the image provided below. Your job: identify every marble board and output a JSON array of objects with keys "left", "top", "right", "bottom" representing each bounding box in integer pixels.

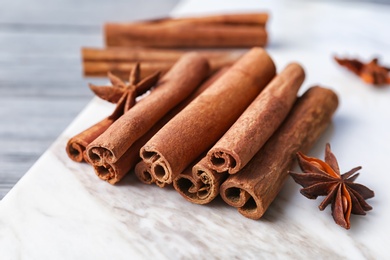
[{"left": 1, "top": 0, "right": 389, "bottom": 259}]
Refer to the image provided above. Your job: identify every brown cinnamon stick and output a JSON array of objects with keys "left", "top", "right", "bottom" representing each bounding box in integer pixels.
[
  {"left": 135, "top": 160, "right": 156, "bottom": 185},
  {"left": 105, "top": 16, "right": 268, "bottom": 48},
  {"left": 86, "top": 52, "right": 210, "bottom": 166},
  {"left": 94, "top": 67, "right": 229, "bottom": 184},
  {"left": 82, "top": 47, "right": 242, "bottom": 62},
  {"left": 82, "top": 47, "right": 184, "bottom": 62},
  {"left": 83, "top": 61, "right": 173, "bottom": 79},
  {"left": 82, "top": 47, "right": 242, "bottom": 79},
  {"left": 173, "top": 157, "right": 227, "bottom": 204},
  {"left": 66, "top": 117, "right": 114, "bottom": 162},
  {"left": 140, "top": 47, "right": 276, "bottom": 185},
  {"left": 145, "top": 13, "right": 269, "bottom": 27},
  {"left": 219, "top": 86, "right": 339, "bottom": 219},
  {"left": 207, "top": 63, "right": 305, "bottom": 174}
]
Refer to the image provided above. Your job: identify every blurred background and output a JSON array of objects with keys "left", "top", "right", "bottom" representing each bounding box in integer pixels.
[{"left": 0, "top": 0, "right": 389, "bottom": 199}]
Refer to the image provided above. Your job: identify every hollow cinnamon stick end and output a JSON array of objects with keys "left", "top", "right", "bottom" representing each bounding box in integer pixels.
[
  {"left": 66, "top": 139, "right": 86, "bottom": 163},
  {"left": 135, "top": 161, "right": 155, "bottom": 185},
  {"left": 93, "top": 164, "right": 119, "bottom": 185},
  {"left": 220, "top": 184, "right": 265, "bottom": 219},
  {"left": 173, "top": 159, "right": 223, "bottom": 205},
  {"left": 206, "top": 148, "right": 241, "bottom": 174}
]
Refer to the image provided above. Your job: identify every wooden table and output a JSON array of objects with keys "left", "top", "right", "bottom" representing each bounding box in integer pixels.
[{"left": 0, "top": 0, "right": 179, "bottom": 199}]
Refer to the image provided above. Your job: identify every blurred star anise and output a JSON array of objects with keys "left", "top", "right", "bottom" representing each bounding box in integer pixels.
[
  {"left": 289, "top": 143, "right": 374, "bottom": 229},
  {"left": 89, "top": 63, "right": 160, "bottom": 119},
  {"left": 334, "top": 56, "right": 390, "bottom": 86}
]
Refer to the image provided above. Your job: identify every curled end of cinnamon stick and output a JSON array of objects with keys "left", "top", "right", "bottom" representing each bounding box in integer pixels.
[
  {"left": 135, "top": 161, "right": 156, "bottom": 185},
  {"left": 94, "top": 164, "right": 115, "bottom": 184},
  {"left": 140, "top": 147, "right": 174, "bottom": 184},
  {"left": 86, "top": 146, "right": 116, "bottom": 165},
  {"left": 93, "top": 163, "right": 124, "bottom": 185},
  {"left": 207, "top": 148, "right": 240, "bottom": 174},
  {"left": 173, "top": 159, "right": 226, "bottom": 204},
  {"left": 66, "top": 138, "right": 87, "bottom": 163},
  {"left": 150, "top": 158, "right": 172, "bottom": 183},
  {"left": 220, "top": 184, "right": 265, "bottom": 219}
]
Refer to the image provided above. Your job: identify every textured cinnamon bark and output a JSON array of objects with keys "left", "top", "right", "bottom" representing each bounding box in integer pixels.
[
  {"left": 173, "top": 157, "right": 227, "bottom": 204},
  {"left": 140, "top": 47, "right": 276, "bottom": 185},
  {"left": 94, "top": 67, "right": 229, "bottom": 184},
  {"left": 82, "top": 47, "right": 184, "bottom": 62},
  {"left": 66, "top": 117, "right": 114, "bottom": 162},
  {"left": 207, "top": 63, "right": 305, "bottom": 174},
  {"left": 219, "top": 86, "right": 339, "bottom": 219},
  {"left": 105, "top": 14, "right": 268, "bottom": 48},
  {"left": 83, "top": 61, "right": 173, "bottom": 79},
  {"left": 134, "top": 161, "right": 168, "bottom": 188},
  {"left": 146, "top": 13, "right": 269, "bottom": 27},
  {"left": 86, "top": 52, "right": 210, "bottom": 166},
  {"left": 82, "top": 47, "right": 242, "bottom": 79},
  {"left": 82, "top": 47, "right": 242, "bottom": 62},
  {"left": 135, "top": 160, "right": 156, "bottom": 185}
]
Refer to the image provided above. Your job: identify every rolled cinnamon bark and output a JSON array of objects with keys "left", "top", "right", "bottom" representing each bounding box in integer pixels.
[
  {"left": 82, "top": 47, "right": 242, "bottom": 79},
  {"left": 82, "top": 47, "right": 242, "bottom": 62},
  {"left": 83, "top": 61, "right": 173, "bottom": 79},
  {"left": 219, "top": 86, "right": 339, "bottom": 219},
  {"left": 135, "top": 160, "right": 156, "bottom": 185},
  {"left": 140, "top": 47, "right": 276, "bottom": 185},
  {"left": 173, "top": 157, "right": 227, "bottom": 204},
  {"left": 66, "top": 117, "right": 114, "bottom": 162},
  {"left": 207, "top": 63, "right": 305, "bottom": 174},
  {"left": 146, "top": 13, "right": 269, "bottom": 27},
  {"left": 86, "top": 52, "right": 210, "bottom": 166},
  {"left": 93, "top": 67, "right": 229, "bottom": 184},
  {"left": 134, "top": 161, "right": 168, "bottom": 188},
  {"left": 105, "top": 23, "right": 267, "bottom": 48},
  {"left": 82, "top": 47, "right": 184, "bottom": 62}
]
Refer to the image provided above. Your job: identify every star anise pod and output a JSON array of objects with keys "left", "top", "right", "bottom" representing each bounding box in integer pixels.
[
  {"left": 334, "top": 56, "right": 390, "bottom": 86},
  {"left": 289, "top": 143, "right": 374, "bottom": 229},
  {"left": 89, "top": 63, "right": 160, "bottom": 119}
]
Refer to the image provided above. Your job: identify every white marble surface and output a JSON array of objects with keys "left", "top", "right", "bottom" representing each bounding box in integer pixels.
[{"left": 1, "top": 0, "right": 390, "bottom": 259}]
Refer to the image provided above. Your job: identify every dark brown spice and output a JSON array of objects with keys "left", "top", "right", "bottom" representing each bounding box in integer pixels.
[
  {"left": 289, "top": 143, "right": 375, "bottom": 230},
  {"left": 89, "top": 64, "right": 160, "bottom": 119},
  {"left": 66, "top": 65, "right": 159, "bottom": 162},
  {"left": 334, "top": 56, "right": 390, "bottom": 86}
]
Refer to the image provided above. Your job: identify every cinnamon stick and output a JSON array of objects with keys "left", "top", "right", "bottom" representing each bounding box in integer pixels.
[
  {"left": 94, "top": 67, "right": 229, "bottom": 184},
  {"left": 173, "top": 157, "right": 227, "bottom": 204},
  {"left": 145, "top": 13, "right": 269, "bottom": 27},
  {"left": 134, "top": 161, "right": 167, "bottom": 188},
  {"left": 86, "top": 52, "right": 210, "bottom": 166},
  {"left": 83, "top": 61, "right": 173, "bottom": 79},
  {"left": 105, "top": 15, "right": 268, "bottom": 48},
  {"left": 82, "top": 47, "right": 242, "bottom": 79},
  {"left": 207, "top": 63, "right": 305, "bottom": 174},
  {"left": 140, "top": 47, "right": 276, "bottom": 185},
  {"left": 219, "top": 86, "right": 339, "bottom": 219},
  {"left": 82, "top": 47, "right": 242, "bottom": 62},
  {"left": 66, "top": 117, "right": 114, "bottom": 162},
  {"left": 135, "top": 160, "right": 156, "bottom": 185},
  {"left": 82, "top": 47, "right": 184, "bottom": 62}
]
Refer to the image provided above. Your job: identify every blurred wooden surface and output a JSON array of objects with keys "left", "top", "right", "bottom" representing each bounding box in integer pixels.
[{"left": 0, "top": 0, "right": 179, "bottom": 199}]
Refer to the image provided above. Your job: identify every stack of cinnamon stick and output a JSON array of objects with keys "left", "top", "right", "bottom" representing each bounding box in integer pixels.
[
  {"left": 67, "top": 46, "right": 339, "bottom": 219},
  {"left": 82, "top": 12, "right": 269, "bottom": 80}
]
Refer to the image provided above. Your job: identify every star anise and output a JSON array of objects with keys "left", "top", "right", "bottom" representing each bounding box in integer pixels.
[
  {"left": 89, "top": 63, "right": 160, "bottom": 119},
  {"left": 289, "top": 143, "right": 374, "bottom": 229},
  {"left": 334, "top": 56, "right": 390, "bottom": 86}
]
